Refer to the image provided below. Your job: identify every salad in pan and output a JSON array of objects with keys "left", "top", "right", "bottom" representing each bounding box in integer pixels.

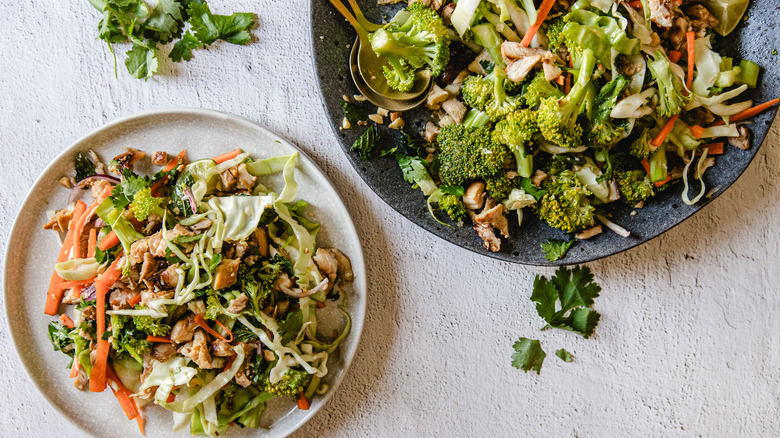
[
  {"left": 44, "top": 147, "right": 353, "bottom": 436},
  {"left": 338, "top": 0, "right": 776, "bottom": 257}
]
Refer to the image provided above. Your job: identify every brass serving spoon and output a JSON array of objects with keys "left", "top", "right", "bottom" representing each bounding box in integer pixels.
[{"left": 328, "top": 0, "right": 432, "bottom": 106}]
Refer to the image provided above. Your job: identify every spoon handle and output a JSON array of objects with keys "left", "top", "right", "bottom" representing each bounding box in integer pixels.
[
  {"left": 345, "top": 0, "right": 382, "bottom": 33},
  {"left": 327, "top": 0, "right": 368, "bottom": 39}
]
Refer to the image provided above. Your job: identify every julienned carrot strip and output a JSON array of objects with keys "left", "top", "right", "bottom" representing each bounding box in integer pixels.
[
  {"left": 668, "top": 50, "right": 682, "bottom": 63},
  {"left": 90, "top": 255, "right": 123, "bottom": 393},
  {"left": 136, "top": 414, "right": 146, "bottom": 436},
  {"left": 212, "top": 149, "right": 242, "bottom": 164},
  {"left": 106, "top": 364, "right": 139, "bottom": 421},
  {"left": 627, "top": 0, "right": 642, "bottom": 8},
  {"left": 45, "top": 201, "right": 86, "bottom": 316},
  {"left": 98, "top": 231, "right": 120, "bottom": 251},
  {"left": 521, "top": 0, "right": 557, "bottom": 47},
  {"left": 641, "top": 159, "right": 671, "bottom": 187},
  {"left": 87, "top": 228, "right": 97, "bottom": 258},
  {"left": 650, "top": 115, "right": 679, "bottom": 148},
  {"left": 146, "top": 335, "right": 172, "bottom": 343},
  {"left": 128, "top": 294, "right": 142, "bottom": 306},
  {"left": 60, "top": 279, "right": 96, "bottom": 288},
  {"left": 297, "top": 393, "right": 310, "bottom": 410},
  {"left": 717, "top": 98, "right": 780, "bottom": 124},
  {"left": 163, "top": 150, "right": 187, "bottom": 172},
  {"left": 72, "top": 185, "right": 113, "bottom": 259},
  {"left": 689, "top": 124, "right": 705, "bottom": 139},
  {"left": 69, "top": 355, "right": 80, "bottom": 378},
  {"left": 194, "top": 314, "right": 233, "bottom": 343},
  {"left": 701, "top": 142, "right": 724, "bottom": 155},
  {"left": 316, "top": 300, "right": 326, "bottom": 309},
  {"left": 59, "top": 314, "right": 75, "bottom": 329},
  {"left": 686, "top": 31, "right": 695, "bottom": 90}
]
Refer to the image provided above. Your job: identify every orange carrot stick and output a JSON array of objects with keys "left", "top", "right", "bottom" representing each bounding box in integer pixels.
[
  {"left": 667, "top": 50, "right": 682, "bottom": 63},
  {"left": 90, "top": 255, "right": 123, "bottom": 393},
  {"left": 97, "top": 231, "right": 120, "bottom": 251},
  {"left": 87, "top": 228, "right": 97, "bottom": 258},
  {"left": 714, "top": 98, "right": 780, "bottom": 125},
  {"left": 297, "top": 393, "right": 311, "bottom": 410},
  {"left": 688, "top": 124, "right": 705, "bottom": 139},
  {"left": 128, "top": 294, "right": 142, "bottom": 307},
  {"left": 701, "top": 142, "right": 724, "bottom": 155},
  {"left": 627, "top": 0, "right": 642, "bottom": 8},
  {"left": 194, "top": 314, "right": 233, "bottom": 343},
  {"left": 69, "top": 355, "right": 81, "bottom": 378},
  {"left": 146, "top": 335, "right": 172, "bottom": 343},
  {"left": 72, "top": 185, "right": 113, "bottom": 259},
  {"left": 521, "top": 0, "right": 557, "bottom": 47},
  {"left": 686, "top": 31, "right": 695, "bottom": 90},
  {"left": 212, "top": 149, "right": 242, "bottom": 164},
  {"left": 59, "top": 314, "right": 75, "bottom": 329},
  {"left": 106, "top": 364, "right": 139, "bottom": 421},
  {"left": 45, "top": 201, "right": 87, "bottom": 316},
  {"left": 650, "top": 115, "right": 679, "bottom": 148},
  {"left": 163, "top": 150, "right": 187, "bottom": 172}
]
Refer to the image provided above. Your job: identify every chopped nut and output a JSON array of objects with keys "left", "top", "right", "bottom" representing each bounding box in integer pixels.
[
  {"left": 341, "top": 117, "right": 351, "bottom": 130},
  {"left": 368, "top": 114, "right": 384, "bottom": 124},
  {"left": 357, "top": 120, "right": 368, "bottom": 126},
  {"left": 388, "top": 117, "right": 405, "bottom": 130},
  {"left": 353, "top": 94, "right": 368, "bottom": 102},
  {"left": 377, "top": 107, "right": 389, "bottom": 117},
  {"left": 389, "top": 111, "right": 402, "bottom": 122},
  {"left": 59, "top": 177, "right": 72, "bottom": 189},
  {"left": 263, "top": 349, "right": 276, "bottom": 361},
  {"left": 426, "top": 84, "right": 449, "bottom": 109}
]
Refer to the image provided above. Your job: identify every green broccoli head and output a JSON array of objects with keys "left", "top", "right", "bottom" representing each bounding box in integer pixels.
[
  {"left": 462, "top": 75, "right": 494, "bottom": 111},
  {"left": 369, "top": 2, "right": 450, "bottom": 90},
  {"left": 537, "top": 167, "right": 595, "bottom": 233},
  {"left": 648, "top": 51, "right": 690, "bottom": 117},
  {"left": 128, "top": 187, "right": 164, "bottom": 221},
  {"left": 537, "top": 48, "right": 597, "bottom": 149},
  {"left": 615, "top": 169, "right": 655, "bottom": 205},
  {"left": 588, "top": 122, "right": 626, "bottom": 149},
  {"left": 133, "top": 314, "right": 172, "bottom": 337},
  {"left": 629, "top": 127, "right": 655, "bottom": 159},
  {"left": 263, "top": 369, "right": 312, "bottom": 397},
  {"left": 485, "top": 173, "right": 520, "bottom": 201},
  {"left": 438, "top": 193, "right": 467, "bottom": 222},
  {"left": 437, "top": 125, "right": 511, "bottom": 186},
  {"left": 462, "top": 70, "right": 521, "bottom": 120},
  {"left": 544, "top": 16, "right": 568, "bottom": 51},
  {"left": 493, "top": 109, "right": 539, "bottom": 178},
  {"left": 523, "top": 71, "right": 565, "bottom": 108}
]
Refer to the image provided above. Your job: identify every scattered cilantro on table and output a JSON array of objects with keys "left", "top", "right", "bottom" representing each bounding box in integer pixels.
[
  {"left": 86, "top": 0, "right": 255, "bottom": 79},
  {"left": 511, "top": 338, "right": 546, "bottom": 374},
  {"left": 555, "top": 349, "right": 572, "bottom": 362},
  {"left": 541, "top": 239, "right": 574, "bottom": 262}
]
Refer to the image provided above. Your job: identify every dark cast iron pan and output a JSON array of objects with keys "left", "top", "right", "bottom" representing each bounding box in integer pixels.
[{"left": 309, "top": 0, "right": 779, "bottom": 265}]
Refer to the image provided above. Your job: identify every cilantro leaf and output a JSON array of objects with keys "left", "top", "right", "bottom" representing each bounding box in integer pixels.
[
  {"left": 111, "top": 169, "right": 151, "bottom": 209},
  {"left": 169, "top": 31, "right": 203, "bottom": 62},
  {"left": 520, "top": 178, "right": 546, "bottom": 201},
  {"left": 125, "top": 43, "right": 158, "bottom": 80},
  {"left": 511, "top": 338, "right": 545, "bottom": 374},
  {"left": 277, "top": 310, "right": 303, "bottom": 345},
  {"left": 530, "top": 275, "right": 558, "bottom": 323},
  {"left": 351, "top": 125, "right": 380, "bottom": 160},
  {"left": 555, "top": 348, "right": 572, "bottom": 362},
  {"left": 143, "top": 0, "right": 184, "bottom": 43},
  {"left": 397, "top": 155, "right": 430, "bottom": 185},
  {"left": 187, "top": 3, "right": 254, "bottom": 45},
  {"left": 340, "top": 100, "right": 367, "bottom": 124},
  {"left": 552, "top": 265, "right": 601, "bottom": 310},
  {"left": 440, "top": 185, "right": 465, "bottom": 196},
  {"left": 565, "top": 307, "right": 600, "bottom": 338},
  {"left": 208, "top": 254, "right": 222, "bottom": 273},
  {"left": 541, "top": 239, "right": 574, "bottom": 262}
]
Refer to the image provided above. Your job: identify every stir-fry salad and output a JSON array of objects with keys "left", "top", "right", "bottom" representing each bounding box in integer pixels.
[
  {"left": 342, "top": 0, "right": 777, "bottom": 255},
  {"left": 44, "top": 148, "right": 354, "bottom": 436}
]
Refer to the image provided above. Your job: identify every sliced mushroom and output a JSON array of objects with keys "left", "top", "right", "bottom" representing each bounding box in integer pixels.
[
  {"left": 463, "top": 182, "right": 486, "bottom": 211},
  {"left": 728, "top": 126, "right": 751, "bottom": 150},
  {"left": 575, "top": 225, "right": 604, "bottom": 240}
]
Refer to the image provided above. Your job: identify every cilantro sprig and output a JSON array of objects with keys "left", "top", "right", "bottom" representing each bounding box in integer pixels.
[
  {"left": 87, "top": 0, "right": 255, "bottom": 79},
  {"left": 531, "top": 265, "right": 601, "bottom": 338}
]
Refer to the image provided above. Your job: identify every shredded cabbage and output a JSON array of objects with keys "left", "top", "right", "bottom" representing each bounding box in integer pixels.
[
  {"left": 208, "top": 196, "right": 274, "bottom": 241},
  {"left": 692, "top": 36, "right": 722, "bottom": 97},
  {"left": 138, "top": 356, "right": 198, "bottom": 403},
  {"left": 611, "top": 88, "right": 655, "bottom": 118},
  {"left": 55, "top": 258, "right": 101, "bottom": 281},
  {"left": 681, "top": 150, "right": 709, "bottom": 205}
]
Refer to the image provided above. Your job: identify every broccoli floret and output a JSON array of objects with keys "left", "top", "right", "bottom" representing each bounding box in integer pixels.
[
  {"left": 629, "top": 126, "right": 657, "bottom": 159},
  {"left": 110, "top": 315, "right": 151, "bottom": 363},
  {"left": 523, "top": 71, "right": 564, "bottom": 108},
  {"left": 615, "top": 169, "right": 654, "bottom": 205},
  {"left": 493, "top": 109, "right": 538, "bottom": 178},
  {"left": 468, "top": 23, "right": 521, "bottom": 121},
  {"left": 438, "top": 193, "right": 467, "bottom": 222},
  {"left": 544, "top": 16, "right": 567, "bottom": 51},
  {"left": 648, "top": 50, "right": 690, "bottom": 117},
  {"left": 128, "top": 187, "right": 164, "bottom": 221},
  {"left": 648, "top": 146, "right": 668, "bottom": 183},
  {"left": 536, "top": 167, "right": 595, "bottom": 233},
  {"left": 462, "top": 70, "right": 521, "bottom": 120},
  {"left": 133, "top": 313, "right": 172, "bottom": 337},
  {"left": 205, "top": 294, "right": 226, "bottom": 320},
  {"left": 462, "top": 74, "right": 495, "bottom": 111},
  {"left": 537, "top": 48, "right": 597, "bottom": 149},
  {"left": 587, "top": 75, "right": 629, "bottom": 148},
  {"left": 485, "top": 173, "right": 520, "bottom": 201},
  {"left": 262, "top": 369, "right": 312, "bottom": 397},
  {"left": 369, "top": 2, "right": 450, "bottom": 91},
  {"left": 437, "top": 125, "right": 511, "bottom": 186}
]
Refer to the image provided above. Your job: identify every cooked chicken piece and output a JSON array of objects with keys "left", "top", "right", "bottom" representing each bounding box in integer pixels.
[
  {"left": 463, "top": 182, "right": 486, "bottom": 211},
  {"left": 151, "top": 151, "right": 168, "bottom": 166},
  {"left": 426, "top": 84, "right": 450, "bottom": 110},
  {"left": 211, "top": 338, "right": 235, "bottom": 357},
  {"left": 180, "top": 329, "right": 213, "bottom": 369},
  {"left": 468, "top": 50, "right": 493, "bottom": 75},
  {"left": 685, "top": 4, "right": 719, "bottom": 36},
  {"left": 253, "top": 227, "right": 269, "bottom": 258},
  {"left": 531, "top": 169, "right": 547, "bottom": 187},
  {"left": 220, "top": 168, "right": 237, "bottom": 192},
  {"left": 160, "top": 264, "right": 180, "bottom": 288},
  {"left": 330, "top": 248, "right": 354, "bottom": 282},
  {"left": 388, "top": 117, "right": 405, "bottom": 130},
  {"left": 151, "top": 343, "right": 177, "bottom": 362},
  {"left": 139, "top": 252, "right": 157, "bottom": 281},
  {"left": 501, "top": 42, "right": 547, "bottom": 60},
  {"left": 506, "top": 55, "right": 542, "bottom": 82},
  {"left": 234, "top": 240, "right": 249, "bottom": 259},
  {"left": 441, "top": 2, "right": 456, "bottom": 26},
  {"left": 129, "top": 231, "right": 169, "bottom": 265},
  {"left": 59, "top": 176, "right": 73, "bottom": 189},
  {"left": 227, "top": 293, "right": 249, "bottom": 314},
  {"left": 313, "top": 248, "right": 338, "bottom": 281},
  {"left": 169, "top": 224, "right": 195, "bottom": 239},
  {"left": 441, "top": 97, "right": 467, "bottom": 124},
  {"left": 189, "top": 217, "right": 213, "bottom": 232},
  {"left": 62, "top": 286, "right": 81, "bottom": 304},
  {"left": 109, "top": 283, "right": 139, "bottom": 309},
  {"left": 235, "top": 163, "right": 257, "bottom": 190},
  {"left": 542, "top": 61, "right": 562, "bottom": 81},
  {"left": 90, "top": 179, "right": 111, "bottom": 199},
  {"left": 170, "top": 315, "right": 198, "bottom": 344},
  {"left": 729, "top": 126, "right": 751, "bottom": 150},
  {"left": 699, "top": 157, "right": 716, "bottom": 175},
  {"left": 425, "top": 121, "right": 441, "bottom": 143},
  {"left": 234, "top": 363, "right": 253, "bottom": 387},
  {"left": 471, "top": 216, "right": 501, "bottom": 251},
  {"left": 109, "top": 148, "right": 145, "bottom": 174},
  {"left": 74, "top": 368, "right": 89, "bottom": 391},
  {"left": 575, "top": 225, "right": 603, "bottom": 240},
  {"left": 213, "top": 258, "right": 241, "bottom": 290},
  {"left": 663, "top": 17, "right": 690, "bottom": 52},
  {"left": 473, "top": 199, "right": 509, "bottom": 238},
  {"left": 43, "top": 206, "right": 74, "bottom": 232},
  {"left": 648, "top": 0, "right": 675, "bottom": 28},
  {"left": 81, "top": 305, "right": 96, "bottom": 321}
]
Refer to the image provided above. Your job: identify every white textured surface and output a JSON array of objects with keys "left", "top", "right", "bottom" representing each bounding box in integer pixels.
[{"left": 0, "top": 1, "right": 778, "bottom": 436}]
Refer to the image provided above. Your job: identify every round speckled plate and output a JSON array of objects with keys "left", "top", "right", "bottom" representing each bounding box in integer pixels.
[
  {"left": 310, "top": 0, "right": 779, "bottom": 265},
  {"left": 2, "top": 108, "right": 366, "bottom": 437}
]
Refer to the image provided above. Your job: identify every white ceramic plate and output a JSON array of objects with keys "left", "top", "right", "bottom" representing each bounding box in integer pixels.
[{"left": 3, "top": 108, "right": 366, "bottom": 437}]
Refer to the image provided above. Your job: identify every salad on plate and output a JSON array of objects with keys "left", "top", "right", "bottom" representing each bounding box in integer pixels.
[{"left": 44, "top": 147, "right": 354, "bottom": 436}]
